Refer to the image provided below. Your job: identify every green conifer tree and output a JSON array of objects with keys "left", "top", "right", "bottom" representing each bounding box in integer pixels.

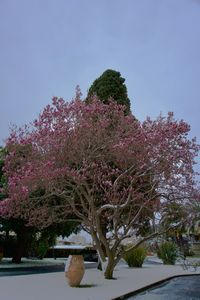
[{"left": 87, "top": 69, "right": 131, "bottom": 114}]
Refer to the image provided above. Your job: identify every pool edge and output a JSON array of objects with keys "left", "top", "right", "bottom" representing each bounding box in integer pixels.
[{"left": 111, "top": 273, "right": 200, "bottom": 300}]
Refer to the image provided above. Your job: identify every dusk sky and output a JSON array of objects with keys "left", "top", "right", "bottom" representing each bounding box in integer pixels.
[{"left": 0, "top": 0, "right": 200, "bottom": 168}]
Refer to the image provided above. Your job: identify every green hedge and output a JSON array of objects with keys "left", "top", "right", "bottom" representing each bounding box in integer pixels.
[
  {"left": 123, "top": 246, "right": 147, "bottom": 267},
  {"left": 157, "top": 241, "right": 178, "bottom": 265}
]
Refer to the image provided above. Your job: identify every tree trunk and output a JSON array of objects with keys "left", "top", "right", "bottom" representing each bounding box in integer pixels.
[
  {"left": 12, "top": 239, "right": 24, "bottom": 263},
  {"left": 104, "top": 257, "right": 115, "bottom": 279},
  {"left": 101, "top": 222, "right": 107, "bottom": 256},
  {"left": 97, "top": 222, "right": 107, "bottom": 270},
  {"left": 12, "top": 229, "right": 30, "bottom": 264}
]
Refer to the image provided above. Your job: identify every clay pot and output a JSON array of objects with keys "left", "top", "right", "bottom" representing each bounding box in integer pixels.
[{"left": 65, "top": 255, "right": 85, "bottom": 287}]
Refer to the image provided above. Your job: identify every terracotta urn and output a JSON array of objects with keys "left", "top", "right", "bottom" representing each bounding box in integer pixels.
[{"left": 65, "top": 255, "right": 85, "bottom": 287}]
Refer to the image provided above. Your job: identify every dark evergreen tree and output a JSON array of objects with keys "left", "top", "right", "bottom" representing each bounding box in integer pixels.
[
  {"left": 0, "top": 147, "right": 79, "bottom": 262},
  {"left": 87, "top": 69, "right": 131, "bottom": 114},
  {"left": 87, "top": 71, "right": 156, "bottom": 248},
  {"left": 87, "top": 71, "right": 131, "bottom": 260}
]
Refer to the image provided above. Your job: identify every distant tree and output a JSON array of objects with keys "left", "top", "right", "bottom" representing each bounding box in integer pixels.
[
  {"left": 87, "top": 71, "right": 149, "bottom": 246},
  {"left": 87, "top": 69, "right": 131, "bottom": 114},
  {"left": 0, "top": 146, "right": 79, "bottom": 263},
  {"left": 87, "top": 70, "right": 132, "bottom": 252}
]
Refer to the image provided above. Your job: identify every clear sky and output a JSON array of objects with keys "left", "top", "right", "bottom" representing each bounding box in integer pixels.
[{"left": 0, "top": 0, "right": 200, "bottom": 159}]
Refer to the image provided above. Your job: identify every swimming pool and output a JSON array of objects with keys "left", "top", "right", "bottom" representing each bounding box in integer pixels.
[{"left": 127, "top": 275, "right": 200, "bottom": 299}]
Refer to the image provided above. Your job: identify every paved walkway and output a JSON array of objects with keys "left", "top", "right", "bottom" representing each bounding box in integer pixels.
[{"left": 0, "top": 261, "right": 199, "bottom": 300}]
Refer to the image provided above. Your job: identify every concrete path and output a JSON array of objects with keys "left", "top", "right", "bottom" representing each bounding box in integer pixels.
[{"left": 0, "top": 262, "right": 199, "bottom": 300}]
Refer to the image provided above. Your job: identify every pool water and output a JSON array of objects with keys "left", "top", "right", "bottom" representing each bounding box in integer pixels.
[{"left": 128, "top": 275, "right": 200, "bottom": 300}]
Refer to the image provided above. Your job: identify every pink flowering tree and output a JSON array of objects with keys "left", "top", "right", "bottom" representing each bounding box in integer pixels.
[{"left": 1, "top": 91, "right": 199, "bottom": 278}]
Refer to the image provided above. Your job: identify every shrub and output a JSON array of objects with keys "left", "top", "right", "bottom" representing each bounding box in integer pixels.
[
  {"left": 37, "top": 240, "right": 49, "bottom": 259},
  {"left": 123, "top": 246, "right": 147, "bottom": 267},
  {"left": 157, "top": 241, "right": 177, "bottom": 265}
]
